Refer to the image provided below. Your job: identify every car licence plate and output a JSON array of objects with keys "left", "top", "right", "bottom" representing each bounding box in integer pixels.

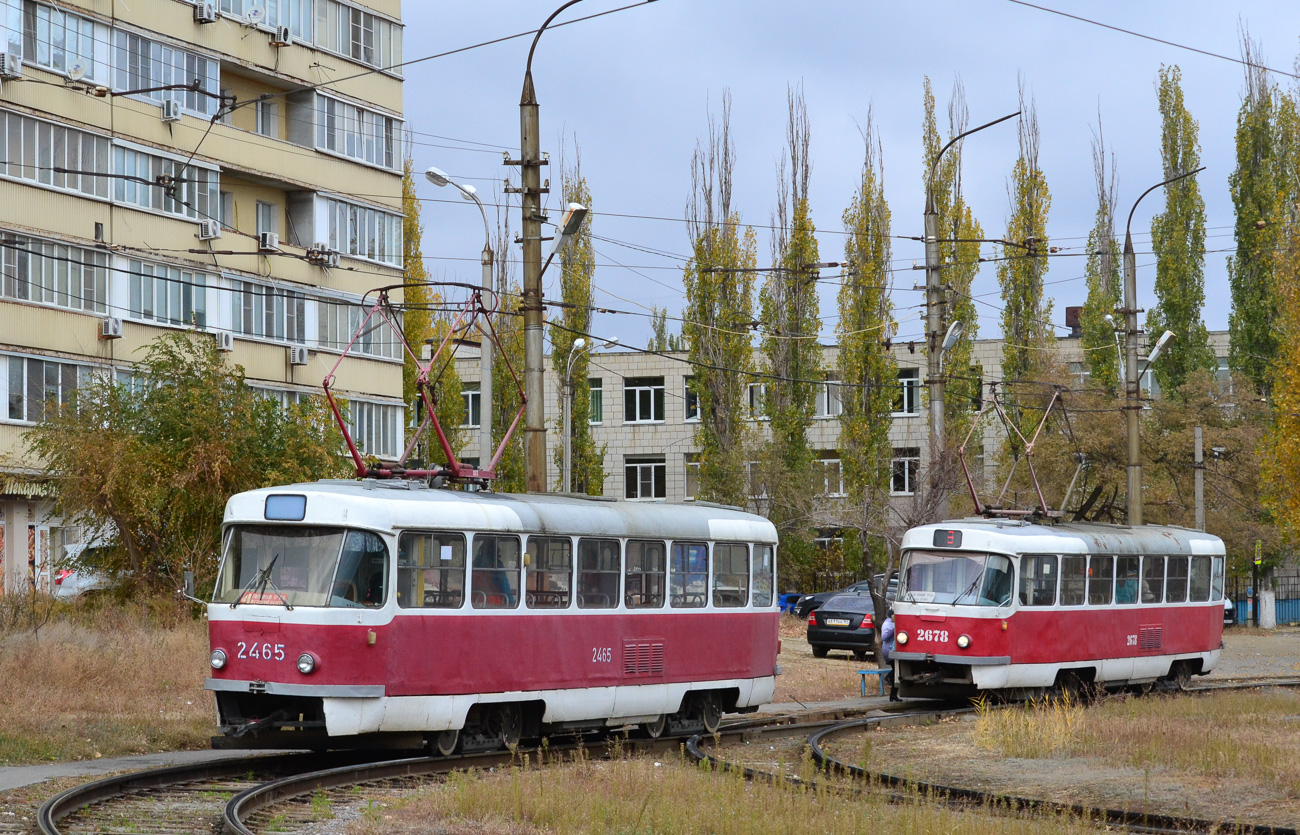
[{"left": 825, "top": 618, "right": 850, "bottom": 626}]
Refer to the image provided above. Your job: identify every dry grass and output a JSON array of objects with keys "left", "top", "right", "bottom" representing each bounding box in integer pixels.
[
  {"left": 348, "top": 751, "right": 1099, "bottom": 835},
  {"left": 774, "top": 614, "right": 872, "bottom": 703},
  {"left": 972, "top": 689, "right": 1300, "bottom": 797},
  {"left": 0, "top": 598, "right": 211, "bottom": 765}
]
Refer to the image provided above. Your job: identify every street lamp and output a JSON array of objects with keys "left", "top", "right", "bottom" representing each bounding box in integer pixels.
[
  {"left": 563, "top": 335, "right": 617, "bottom": 493},
  {"left": 923, "top": 109, "right": 1019, "bottom": 518},
  {"left": 1121, "top": 166, "right": 1204, "bottom": 525},
  {"left": 425, "top": 165, "right": 495, "bottom": 467}
]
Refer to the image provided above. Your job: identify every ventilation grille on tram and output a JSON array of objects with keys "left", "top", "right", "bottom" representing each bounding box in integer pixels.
[
  {"left": 1139, "top": 625, "right": 1163, "bottom": 651},
  {"left": 623, "top": 641, "right": 665, "bottom": 676}
]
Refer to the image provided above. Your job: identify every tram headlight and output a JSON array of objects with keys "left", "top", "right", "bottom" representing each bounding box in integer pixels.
[
  {"left": 895, "top": 631, "right": 908, "bottom": 645},
  {"left": 956, "top": 634, "right": 972, "bottom": 649},
  {"left": 296, "top": 652, "right": 317, "bottom": 675},
  {"left": 209, "top": 649, "right": 227, "bottom": 670}
]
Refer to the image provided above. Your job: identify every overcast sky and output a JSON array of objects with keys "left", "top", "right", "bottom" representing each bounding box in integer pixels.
[{"left": 398, "top": 1, "right": 1300, "bottom": 352}]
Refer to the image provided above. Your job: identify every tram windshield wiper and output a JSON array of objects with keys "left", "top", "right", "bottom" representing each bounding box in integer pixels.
[
  {"left": 953, "top": 567, "right": 987, "bottom": 605},
  {"left": 231, "top": 553, "right": 292, "bottom": 610}
]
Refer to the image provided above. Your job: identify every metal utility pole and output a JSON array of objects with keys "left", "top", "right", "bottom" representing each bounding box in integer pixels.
[
  {"left": 1194, "top": 426, "right": 1204, "bottom": 531},
  {"left": 923, "top": 110, "right": 1018, "bottom": 519},
  {"left": 1121, "top": 167, "right": 1202, "bottom": 527},
  {"left": 517, "top": 1, "right": 584, "bottom": 493}
]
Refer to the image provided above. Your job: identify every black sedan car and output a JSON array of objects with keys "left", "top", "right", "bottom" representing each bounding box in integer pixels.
[
  {"left": 806, "top": 594, "right": 876, "bottom": 660},
  {"left": 793, "top": 581, "right": 873, "bottom": 618}
]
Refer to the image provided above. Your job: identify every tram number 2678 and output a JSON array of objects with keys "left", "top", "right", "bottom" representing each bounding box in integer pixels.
[
  {"left": 916, "top": 629, "right": 949, "bottom": 643},
  {"left": 592, "top": 647, "right": 612, "bottom": 663}
]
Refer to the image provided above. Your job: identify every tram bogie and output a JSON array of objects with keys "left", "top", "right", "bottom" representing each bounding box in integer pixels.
[{"left": 205, "top": 480, "right": 780, "bottom": 751}]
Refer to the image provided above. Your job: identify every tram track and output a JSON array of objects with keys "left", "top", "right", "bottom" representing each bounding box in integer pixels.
[{"left": 36, "top": 678, "right": 1300, "bottom": 835}]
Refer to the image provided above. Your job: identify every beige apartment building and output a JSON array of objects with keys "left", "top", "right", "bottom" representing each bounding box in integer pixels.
[
  {"left": 0, "top": 0, "right": 406, "bottom": 592},
  {"left": 454, "top": 325, "right": 1232, "bottom": 520}
]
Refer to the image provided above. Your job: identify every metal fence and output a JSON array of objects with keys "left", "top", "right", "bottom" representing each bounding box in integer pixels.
[{"left": 1227, "top": 576, "right": 1300, "bottom": 626}]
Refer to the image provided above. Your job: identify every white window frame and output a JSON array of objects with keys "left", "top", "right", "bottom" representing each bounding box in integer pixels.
[
  {"left": 324, "top": 195, "right": 402, "bottom": 266},
  {"left": 315, "top": 93, "right": 403, "bottom": 171},
  {"left": 23, "top": 2, "right": 106, "bottom": 82},
  {"left": 3, "top": 352, "right": 96, "bottom": 425},
  {"left": 461, "top": 383, "right": 481, "bottom": 429},
  {"left": 111, "top": 28, "right": 221, "bottom": 118},
  {"left": 623, "top": 376, "right": 665, "bottom": 424},
  {"left": 818, "top": 457, "right": 845, "bottom": 497},
  {"left": 316, "top": 294, "right": 400, "bottom": 359},
  {"left": 127, "top": 259, "right": 208, "bottom": 328},
  {"left": 347, "top": 398, "right": 403, "bottom": 460},
  {"left": 230, "top": 277, "right": 306, "bottom": 345},
  {"left": 0, "top": 107, "right": 112, "bottom": 201},
  {"left": 815, "top": 378, "right": 843, "bottom": 419},
  {"left": 588, "top": 377, "right": 603, "bottom": 425},
  {"left": 894, "top": 368, "right": 921, "bottom": 416},
  {"left": 747, "top": 382, "right": 768, "bottom": 421},
  {"left": 256, "top": 98, "right": 279, "bottom": 139},
  {"left": 1, "top": 233, "right": 108, "bottom": 314},
  {"left": 684, "top": 375, "right": 700, "bottom": 422},
  {"left": 625, "top": 456, "right": 666, "bottom": 501},
  {"left": 684, "top": 456, "right": 700, "bottom": 501},
  {"left": 891, "top": 447, "right": 920, "bottom": 496},
  {"left": 745, "top": 460, "right": 769, "bottom": 500},
  {"left": 256, "top": 200, "right": 279, "bottom": 238}
]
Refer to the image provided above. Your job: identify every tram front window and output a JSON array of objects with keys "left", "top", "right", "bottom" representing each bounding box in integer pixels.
[
  {"left": 214, "top": 526, "right": 388, "bottom": 608},
  {"left": 900, "top": 550, "right": 1013, "bottom": 606}
]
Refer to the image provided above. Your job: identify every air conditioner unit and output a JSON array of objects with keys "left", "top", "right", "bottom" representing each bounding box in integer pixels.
[
  {"left": 258, "top": 231, "right": 279, "bottom": 252},
  {"left": 270, "top": 25, "right": 292, "bottom": 46},
  {"left": 197, "top": 219, "right": 221, "bottom": 241},
  {"left": 99, "top": 317, "right": 123, "bottom": 340},
  {"left": 213, "top": 331, "right": 234, "bottom": 352},
  {"left": 194, "top": 1, "right": 218, "bottom": 23},
  {"left": 0, "top": 53, "right": 21, "bottom": 81},
  {"left": 288, "top": 346, "right": 309, "bottom": 366},
  {"left": 161, "top": 100, "right": 182, "bottom": 122}
]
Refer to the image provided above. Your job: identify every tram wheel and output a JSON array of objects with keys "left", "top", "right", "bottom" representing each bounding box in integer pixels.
[
  {"left": 495, "top": 704, "right": 523, "bottom": 749},
  {"left": 1172, "top": 662, "right": 1193, "bottom": 691},
  {"left": 699, "top": 695, "right": 722, "bottom": 735},
  {"left": 641, "top": 714, "right": 668, "bottom": 739},
  {"left": 434, "top": 729, "right": 460, "bottom": 757}
]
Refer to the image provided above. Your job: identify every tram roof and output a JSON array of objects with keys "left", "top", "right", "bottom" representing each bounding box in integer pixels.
[
  {"left": 224, "top": 479, "right": 779, "bottom": 544},
  {"left": 901, "top": 518, "right": 1224, "bottom": 556}
]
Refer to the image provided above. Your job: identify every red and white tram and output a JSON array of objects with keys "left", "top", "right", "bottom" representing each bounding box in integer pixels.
[
  {"left": 205, "top": 480, "right": 779, "bottom": 752},
  {"left": 891, "top": 519, "right": 1226, "bottom": 700}
]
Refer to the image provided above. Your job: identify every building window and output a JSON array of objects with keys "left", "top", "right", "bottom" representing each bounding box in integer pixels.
[
  {"left": 624, "top": 376, "right": 664, "bottom": 423},
  {"left": 23, "top": 2, "right": 104, "bottom": 81},
  {"left": 316, "top": 94, "right": 402, "bottom": 170},
  {"left": 625, "top": 456, "right": 666, "bottom": 500},
  {"left": 256, "top": 99, "right": 278, "bottom": 138},
  {"left": 314, "top": 0, "right": 402, "bottom": 74},
  {"left": 747, "top": 381, "right": 768, "bottom": 420},
  {"left": 1, "top": 235, "right": 108, "bottom": 313},
  {"left": 894, "top": 368, "right": 921, "bottom": 415},
  {"left": 684, "top": 376, "right": 700, "bottom": 422},
  {"left": 891, "top": 447, "right": 920, "bottom": 495},
  {"left": 317, "top": 297, "right": 400, "bottom": 359},
  {"left": 588, "top": 378, "right": 603, "bottom": 424},
  {"left": 815, "top": 378, "right": 842, "bottom": 418},
  {"left": 0, "top": 108, "right": 112, "bottom": 199},
  {"left": 745, "top": 461, "right": 768, "bottom": 500},
  {"left": 231, "top": 279, "right": 306, "bottom": 344},
  {"left": 818, "top": 457, "right": 845, "bottom": 497},
  {"left": 1069, "top": 361, "right": 1089, "bottom": 388},
  {"left": 256, "top": 201, "right": 279, "bottom": 238},
  {"left": 5, "top": 354, "right": 91, "bottom": 423},
  {"left": 461, "top": 383, "right": 480, "bottom": 428},
  {"left": 348, "top": 399, "right": 403, "bottom": 459},
  {"left": 684, "top": 455, "right": 700, "bottom": 501},
  {"left": 111, "top": 30, "right": 221, "bottom": 117},
  {"left": 219, "top": 191, "right": 234, "bottom": 229},
  {"left": 221, "top": 0, "right": 314, "bottom": 41},
  {"left": 128, "top": 260, "right": 207, "bottom": 327},
  {"left": 325, "top": 196, "right": 402, "bottom": 266},
  {"left": 1215, "top": 356, "right": 1232, "bottom": 396},
  {"left": 112, "top": 145, "right": 219, "bottom": 222}
]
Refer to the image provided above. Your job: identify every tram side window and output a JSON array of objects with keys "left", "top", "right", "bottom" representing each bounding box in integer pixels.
[
  {"left": 1115, "top": 556, "right": 1140, "bottom": 604},
  {"left": 1019, "top": 555, "right": 1057, "bottom": 606},
  {"left": 713, "top": 543, "right": 749, "bottom": 607},
  {"left": 1189, "top": 555, "right": 1212, "bottom": 602},
  {"left": 753, "top": 544, "right": 774, "bottom": 607},
  {"left": 334, "top": 530, "right": 388, "bottom": 607},
  {"left": 1166, "top": 556, "right": 1189, "bottom": 603},
  {"left": 471, "top": 534, "right": 521, "bottom": 609},
  {"left": 1211, "top": 555, "right": 1225, "bottom": 601},
  {"left": 526, "top": 536, "right": 571, "bottom": 609},
  {"left": 1141, "top": 555, "right": 1165, "bottom": 603},
  {"left": 1060, "top": 556, "right": 1087, "bottom": 605},
  {"left": 625, "top": 540, "right": 666, "bottom": 608},
  {"left": 577, "top": 538, "right": 620, "bottom": 609},
  {"left": 1088, "top": 556, "right": 1114, "bottom": 605},
  {"left": 397, "top": 531, "right": 465, "bottom": 609},
  {"left": 670, "top": 541, "right": 708, "bottom": 608}
]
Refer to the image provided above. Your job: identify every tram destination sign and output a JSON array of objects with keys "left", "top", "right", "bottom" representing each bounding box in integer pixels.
[{"left": 933, "top": 529, "right": 963, "bottom": 549}]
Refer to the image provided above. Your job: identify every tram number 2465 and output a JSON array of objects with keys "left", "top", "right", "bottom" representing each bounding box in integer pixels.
[
  {"left": 592, "top": 647, "right": 612, "bottom": 663},
  {"left": 237, "top": 641, "right": 286, "bottom": 661}
]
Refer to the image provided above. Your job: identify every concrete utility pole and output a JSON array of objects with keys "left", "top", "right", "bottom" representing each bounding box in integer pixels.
[
  {"left": 1121, "top": 167, "right": 1202, "bottom": 526},
  {"left": 923, "top": 111, "right": 1018, "bottom": 519}
]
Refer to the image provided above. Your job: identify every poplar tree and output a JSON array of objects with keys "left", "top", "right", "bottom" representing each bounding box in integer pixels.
[
  {"left": 758, "top": 84, "right": 821, "bottom": 532},
  {"left": 838, "top": 113, "right": 897, "bottom": 616},
  {"left": 1149, "top": 64, "right": 1215, "bottom": 395},
  {"left": 997, "top": 87, "right": 1053, "bottom": 440},
  {"left": 922, "top": 78, "right": 985, "bottom": 445},
  {"left": 647, "top": 307, "right": 684, "bottom": 352},
  {"left": 549, "top": 148, "right": 606, "bottom": 494},
  {"left": 1228, "top": 38, "right": 1281, "bottom": 394},
  {"left": 682, "top": 93, "right": 757, "bottom": 508},
  {"left": 490, "top": 212, "right": 527, "bottom": 492},
  {"left": 1081, "top": 116, "right": 1122, "bottom": 393}
]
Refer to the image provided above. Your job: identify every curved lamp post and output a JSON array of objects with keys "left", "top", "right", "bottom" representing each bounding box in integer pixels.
[
  {"left": 563, "top": 335, "right": 617, "bottom": 492},
  {"left": 1120, "top": 165, "right": 1204, "bottom": 525},
  {"left": 426, "top": 166, "right": 494, "bottom": 466}
]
